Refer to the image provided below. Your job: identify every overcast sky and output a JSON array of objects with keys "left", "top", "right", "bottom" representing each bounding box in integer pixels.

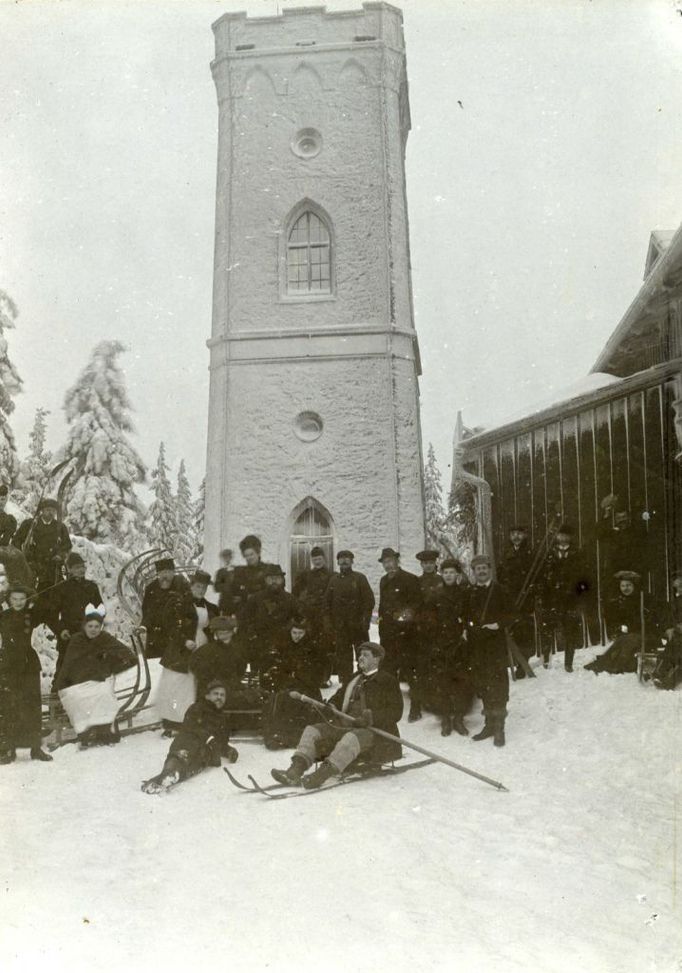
[{"left": 1, "top": 0, "right": 681, "bottom": 497}]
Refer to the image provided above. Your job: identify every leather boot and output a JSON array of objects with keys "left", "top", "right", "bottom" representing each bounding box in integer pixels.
[
  {"left": 493, "top": 716, "right": 506, "bottom": 748},
  {"left": 0, "top": 749, "right": 16, "bottom": 765},
  {"left": 271, "top": 754, "right": 308, "bottom": 786},
  {"left": 473, "top": 720, "right": 495, "bottom": 742},
  {"left": 302, "top": 759, "right": 339, "bottom": 790},
  {"left": 408, "top": 701, "right": 422, "bottom": 723},
  {"left": 440, "top": 714, "right": 453, "bottom": 737},
  {"left": 30, "top": 747, "right": 53, "bottom": 762},
  {"left": 452, "top": 715, "right": 469, "bottom": 737}
]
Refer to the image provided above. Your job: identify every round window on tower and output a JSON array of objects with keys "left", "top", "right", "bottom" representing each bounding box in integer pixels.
[
  {"left": 291, "top": 128, "right": 323, "bottom": 160},
  {"left": 294, "top": 411, "right": 324, "bottom": 442}
]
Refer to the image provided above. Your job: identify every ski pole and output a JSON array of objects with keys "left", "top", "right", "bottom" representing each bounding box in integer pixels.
[{"left": 289, "top": 692, "right": 509, "bottom": 792}]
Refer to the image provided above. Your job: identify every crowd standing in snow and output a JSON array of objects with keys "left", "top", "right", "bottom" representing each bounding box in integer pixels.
[{"left": 0, "top": 485, "right": 681, "bottom": 791}]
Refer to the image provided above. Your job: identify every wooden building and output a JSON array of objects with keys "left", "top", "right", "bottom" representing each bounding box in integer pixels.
[{"left": 457, "top": 225, "right": 682, "bottom": 620}]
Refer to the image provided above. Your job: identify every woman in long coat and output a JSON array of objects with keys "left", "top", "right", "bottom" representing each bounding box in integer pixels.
[
  {"left": 53, "top": 605, "right": 135, "bottom": 747},
  {"left": 0, "top": 583, "right": 52, "bottom": 764}
]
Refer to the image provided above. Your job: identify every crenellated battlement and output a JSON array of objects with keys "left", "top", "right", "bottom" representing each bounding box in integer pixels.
[{"left": 212, "top": 2, "right": 404, "bottom": 57}]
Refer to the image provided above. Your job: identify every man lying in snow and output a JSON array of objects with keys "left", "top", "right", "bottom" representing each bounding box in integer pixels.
[
  {"left": 270, "top": 642, "right": 403, "bottom": 790},
  {"left": 141, "top": 679, "right": 238, "bottom": 794}
]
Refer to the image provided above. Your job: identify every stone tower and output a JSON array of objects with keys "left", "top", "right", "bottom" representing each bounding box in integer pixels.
[{"left": 204, "top": 2, "right": 425, "bottom": 587}]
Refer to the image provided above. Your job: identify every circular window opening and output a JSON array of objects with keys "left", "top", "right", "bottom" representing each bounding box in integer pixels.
[
  {"left": 291, "top": 128, "right": 323, "bottom": 160},
  {"left": 294, "top": 411, "right": 324, "bottom": 442}
]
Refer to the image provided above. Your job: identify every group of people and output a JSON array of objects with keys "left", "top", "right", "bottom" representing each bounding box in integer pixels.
[{"left": 1, "top": 483, "right": 681, "bottom": 791}]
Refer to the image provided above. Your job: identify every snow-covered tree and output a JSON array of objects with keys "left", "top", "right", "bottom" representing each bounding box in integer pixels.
[
  {"left": 147, "top": 442, "right": 176, "bottom": 553},
  {"left": 15, "top": 407, "right": 53, "bottom": 512},
  {"left": 424, "top": 443, "right": 447, "bottom": 551},
  {"left": 447, "top": 478, "right": 478, "bottom": 548},
  {"left": 193, "top": 476, "right": 205, "bottom": 562},
  {"left": 0, "top": 290, "right": 23, "bottom": 487},
  {"left": 58, "top": 341, "right": 147, "bottom": 548},
  {"left": 174, "top": 459, "right": 195, "bottom": 564}
]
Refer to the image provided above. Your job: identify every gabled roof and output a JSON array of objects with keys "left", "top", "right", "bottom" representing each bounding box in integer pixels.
[
  {"left": 592, "top": 221, "right": 682, "bottom": 374},
  {"left": 643, "top": 229, "right": 676, "bottom": 278}
]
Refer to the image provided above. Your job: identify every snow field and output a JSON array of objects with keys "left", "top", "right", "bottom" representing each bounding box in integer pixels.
[{"left": 1, "top": 650, "right": 680, "bottom": 973}]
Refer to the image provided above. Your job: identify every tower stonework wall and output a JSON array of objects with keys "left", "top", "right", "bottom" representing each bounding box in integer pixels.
[{"left": 205, "top": 3, "right": 425, "bottom": 588}]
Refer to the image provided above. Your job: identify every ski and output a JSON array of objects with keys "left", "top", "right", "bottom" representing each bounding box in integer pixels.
[
  {"left": 245, "top": 757, "right": 437, "bottom": 800},
  {"left": 223, "top": 767, "right": 294, "bottom": 794}
]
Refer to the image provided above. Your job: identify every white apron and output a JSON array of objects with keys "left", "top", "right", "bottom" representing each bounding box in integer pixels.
[
  {"left": 157, "top": 668, "right": 196, "bottom": 722},
  {"left": 59, "top": 677, "right": 119, "bottom": 734}
]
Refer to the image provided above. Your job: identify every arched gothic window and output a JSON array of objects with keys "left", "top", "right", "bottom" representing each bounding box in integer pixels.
[{"left": 286, "top": 210, "right": 332, "bottom": 295}]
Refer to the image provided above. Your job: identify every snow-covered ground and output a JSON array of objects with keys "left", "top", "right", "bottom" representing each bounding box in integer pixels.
[{"left": 1, "top": 651, "right": 681, "bottom": 973}]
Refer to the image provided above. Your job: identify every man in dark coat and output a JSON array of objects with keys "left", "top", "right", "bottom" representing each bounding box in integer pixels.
[
  {"left": 415, "top": 549, "right": 444, "bottom": 694},
  {"left": 0, "top": 583, "right": 52, "bottom": 763},
  {"left": 431, "top": 558, "right": 472, "bottom": 736},
  {"left": 324, "top": 549, "right": 374, "bottom": 686},
  {"left": 597, "top": 494, "right": 652, "bottom": 599},
  {"left": 537, "top": 525, "right": 591, "bottom": 672},
  {"left": 261, "top": 615, "right": 325, "bottom": 749},
  {"left": 292, "top": 546, "right": 332, "bottom": 682},
  {"left": 239, "top": 564, "right": 299, "bottom": 677},
  {"left": 231, "top": 535, "right": 270, "bottom": 617},
  {"left": 190, "top": 615, "right": 248, "bottom": 697},
  {"left": 378, "top": 547, "right": 423, "bottom": 722},
  {"left": 13, "top": 498, "right": 72, "bottom": 593},
  {"left": 497, "top": 525, "right": 535, "bottom": 676},
  {"left": 140, "top": 557, "right": 192, "bottom": 660},
  {"left": 0, "top": 485, "right": 17, "bottom": 546},
  {"left": 585, "top": 571, "right": 659, "bottom": 675},
  {"left": 461, "top": 554, "right": 514, "bottom": 747},
  {"left": 141, "top": 679, "right": 238, "bottom": 794},
  {"left": 271, "top": 642, "right": 403, "bottom": 789},
  {"left": 52, "top": 552, "right": 103, "bottom": 679}
]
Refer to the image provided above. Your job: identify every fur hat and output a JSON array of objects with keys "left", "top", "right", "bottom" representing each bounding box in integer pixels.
[
  {"left": 205, "top": 678, "right": 227, "bottom": 693},
  {"left": 155, "top": 557, "right": 175, "bottom": 572},
  {"left": 239, "top": 535, "right": 261, "bottom": 554},
  {"left": 38, "top": 498, "right": 58, "bottom": 512},
  {"left": 310, "top": 546, "right": 325, "bottom": 558},
  {"left": 440, "top": 558, "right": 463, "bottom": 572},
  {"left": 66, "top": 552, "right": 85, "bottom": 568},
  {"left": 263, "top": 563, "right": 284, "bottom": 578}
]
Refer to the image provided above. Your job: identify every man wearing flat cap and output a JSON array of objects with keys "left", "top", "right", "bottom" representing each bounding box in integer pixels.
[
  {"left": 325, "top": 550, "right": 375, "bottom": 685},
  {"left": 378, "top": 547, "right": 423, "bottom": 722},
  {"left": 292, "top": 546, "right": 332, "bottom": 683},
  {"left": 460, "top": 553, "right": 514, "bottom": 746},
  {"left": 239, "top": 564, "right": 300, "bottom": 677},
  {"left": 140, "top": 557, "right": 192, "bottom": 660},
  {"left": 52, "top": 551, "right": 103, "bottom": 679}
]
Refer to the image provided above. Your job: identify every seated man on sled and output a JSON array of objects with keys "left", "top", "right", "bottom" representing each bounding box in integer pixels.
[
  {"left": 142, "top": 678, "right": 238, "bottom": 794},
  {"left": 271, "top": 642, "right": 403, "bottom": 790}
]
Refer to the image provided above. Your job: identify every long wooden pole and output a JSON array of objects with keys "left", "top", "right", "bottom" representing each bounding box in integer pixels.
[{"left": 290, "top": 692, "right": 509, "bottom": 793}]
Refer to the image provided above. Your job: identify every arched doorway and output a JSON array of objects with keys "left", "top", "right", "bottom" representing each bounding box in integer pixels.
[{"left": 289, "top": 497, "right": 335, "bottom": 586}]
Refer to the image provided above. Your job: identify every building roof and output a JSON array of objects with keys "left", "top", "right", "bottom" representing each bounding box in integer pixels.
[
  {"left": 592, "top": 221, "right": 682, "bottom": 374},
  {"left": 643, "top": 229, "right": 677, "bottom": 278}
]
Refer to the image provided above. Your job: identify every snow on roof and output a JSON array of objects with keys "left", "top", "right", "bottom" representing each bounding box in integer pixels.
[{"left": 487, "top": 372, "right": 622, "bottom": 429}]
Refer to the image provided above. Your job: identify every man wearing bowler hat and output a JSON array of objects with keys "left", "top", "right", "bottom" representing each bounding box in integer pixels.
[
  {"left": 140, "top": 557, "right": 192, "bottom": 660},
  {"left": 378, "top": 547, "right": 423, "bottom": 722},
  {"left": 461, "top": 553, "right": 513, "bottom": 746},
  {"left": 325, "top": 550, "right": 375, "bottom": 685}
]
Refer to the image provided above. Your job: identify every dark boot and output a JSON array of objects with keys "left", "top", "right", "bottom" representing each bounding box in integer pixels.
[
  {"left": 440, "top": 715, "right": 453, "bottom": 737},
  {"left": 30, "top": 747, "right": 53, "bottom": 762},
  {"left": 473, "top": 720, "right": 495, "bottom": 742},
  {"left": 302, "top": 759, "right": 339, "bottom": 790},
  {"left": 514, "top": 666, "right": 526, "bottom": 680},
  {"left": 408, "top": 701, "right": 422, "bottom": 723},
  {"left": 452, "top": 715, "right": 469, "bottom": 737},
  {"left": 0, "top": 749, "right": 16, "bottom": 765},
  {"left": 271, "top": 754, "right": 308, "bottom": 786},
  {"left": 493, "top": 716, "right": 506, "bottom": 748}
]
